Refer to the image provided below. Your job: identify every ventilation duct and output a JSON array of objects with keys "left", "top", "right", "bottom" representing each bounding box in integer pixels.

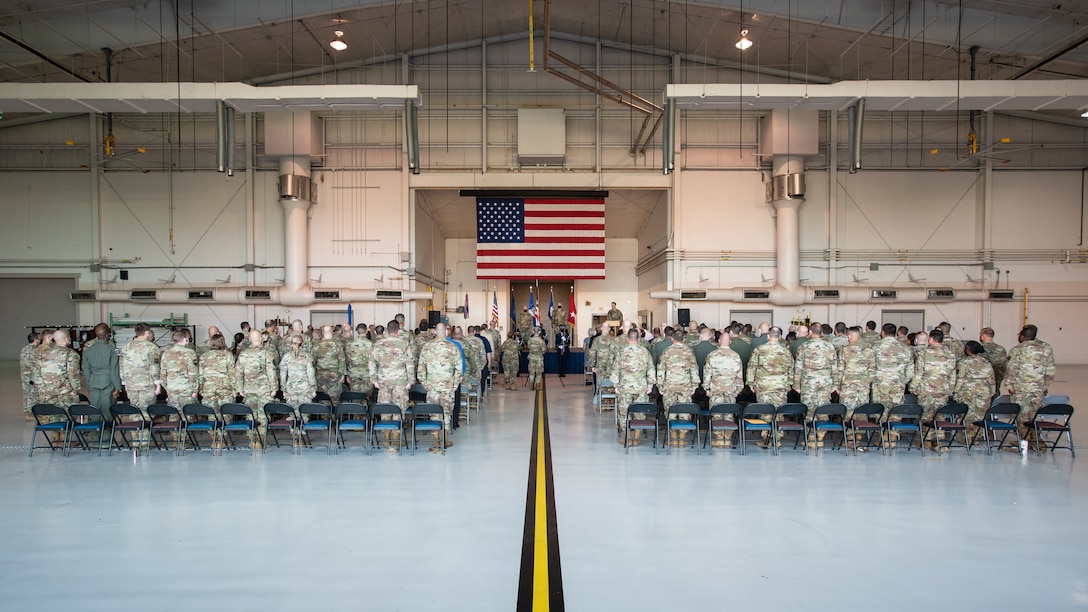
[
  {"left": 847, "top": 98, "right": 866, "bottom": 173},
  {"left": 130, "top": 290, "right": 157, "bottom": 300},
  {"left": 225, "top": 106, "right": 235, "bottom": 176},
  {"left": 188, "top": 290, "right": 215, "bottom": 301},
  {"left": 989, "top": 290, "right": 1015, "bottom": 300},
  {"left": 314, "top": 290, "right": 342, "bottom": 301},
  {"left": 662, "top": 98, "right": 675, "bottom": 175},
  {"left": 742, "top": 289, "right": 771, "bottom": 301},
  {"left": 405, "top": 100, "right": 420, "bottom": 174},
  {"left": 680, "top": 290, "right": 707, "bottom": 300},
  {"left": 517, "top": 108, "right": 566, "bottom": 166},
  {"left": 376, "top": 290, "right": 404, "bottom": 301},
  {"left": 70, "top": 291, "right": 96, "bottom": 301},
  {"left": 812, "top": 289, "right": 841, "bottom": 300},
  {"left": 927, "top": 288, "right": 956, "bottom": 301},
  {"left": 245, "top": 290, "right": 272, "bottom": 301},
  {"left": 870, "top": 289, "right": 898, "bottom": 301},
  {"left": 215, "top": 100, "right": 226, "bottom": 173},
  {"left": 767, "top": 173, "right": 806, "bottom": 203}
]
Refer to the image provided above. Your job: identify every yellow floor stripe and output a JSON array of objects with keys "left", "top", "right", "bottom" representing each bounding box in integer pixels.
[{"left": 532, "top": 387, "right": 549, "bottom": 611}]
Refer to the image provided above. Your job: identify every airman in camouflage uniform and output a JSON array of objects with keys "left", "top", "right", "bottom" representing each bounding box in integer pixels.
[
  {"left": 910, "top": 329, "right": 957, "bottom": 423},
  {"left": 979, "top": 327, "right": 1008, "bottom": 392},
  {"left": 953, "top": 341, "right": 995, "bottom": 442},
  {"left": 119, "top": 324, "right": 162, "bottom": 415},
  {"left": 282, "top": 320, "right": 313, "bottom": 360},
  {"left": 235, "top": 330, "right": 277, "bottom": 428},
  {"left": 19, "top": 332, "right": 40, "bottom": 419},
  {"left": 683, "top": 321, "right": 700, "bottom": 348},
  {"left": 526, "top": 329, "right": 547, "bottom": 390},
  {"left": 590, "top": 322, "right": 619, "bottom": 386},
  {"left": 517, "top": 308, "right": 534, "bottom": 345},
  {"left": 501, "top": 332, "right": 521, "bottom": 390},
  {"left": 794, "top": 326, "right": 838, "bottom": 415},
  {"left": 746, "top": 327, "right": 794, "bottom": 406},
  {"left": 937, "top": 322, "right": 966, "bottom": 363},
  {"left": 860, "top": 321, "right": 880, "bottom": 349},
  {"left": 656, "top": 329, "right": 699, "bottom": 413},
  {"left": 160, "top": 329, "right": 199, "bottom": 407},
  {"left": 198, "top": 334, "right": 235, "bottom": 411},
  {"left": 703, "top": 332, "right": 743, "bottom": 447},
  {"left": 830, "top": 322, "right": 850, "bottom": 353},
  {"left": 614, "top": 328, "right": 655, "bottom": 435},
  {"left": 605, "top": 302, "right": 623, "bottom": 323},
  {"left": 416, "top": 323, "right": 463, "bottom": 447},
  {"left": 313, "top": 326, "right": 347, "bottom": 405},
  {"left": 836, "top": 327, "right": 875, "bottom": 416},
  {"left": 872, "top": 323, "right": 915, "bottom": 410},
  {"left": 1005, "top": 324, "right": 1056, "bottom": 438},
  {"left": 346, "top": 323, "right": 374, "bottom": 395},
  {"left": 279, "top": 334, "right": 316, "bottom": 408},
  {"left": 464, "top": 329, "right": 488, "bottom": 385},
  {"left": 196, "top": 326, "right": 220, "bottom": 359},
  {"left": 368, "top": 320, "right": 416, "bottom": 410},
  {"left": 37, "top": 330, "right": 81, "bottom": 424}
]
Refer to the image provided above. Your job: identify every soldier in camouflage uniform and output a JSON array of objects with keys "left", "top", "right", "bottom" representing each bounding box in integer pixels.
[
  {"left": 526, "top": 328, "right": 547, "bottom": 390},
  {"left": 614, "top": 328, "right": 655, "bottom": 438},
  {"left": 411, "top": 320, "right": 436, "bottom": 375},
  {"left": 953, "top": 341, "right": 995, "bottom": 443},
  {"left": 196, "top": 326, "right": 220, "bottom": 359},
  {"left": 517, "top": 308, "right": 534, "bottom": 346},
  {"left": 1005, "top": 324, "right": 1056, "bottom": 440},
  {"left": 483, "top": 324, "right": 502, "bottom": 363},
  {"left": 464, "top": 326, "right": 489, "bottom": 386},
  {"left": 235, "top": 330, "right": 277, "bottom": 429},
  {"left": 836, "top": 327, "right": 874, "bottom": 416},
  {"left": 19, "top": 332, "right": 40, "bottom": 419},
  {"left": 279, "top": 334, "right": 316, "bottom": 409},
  {"left": 683, "top": 321, "right": 700, "bottom": 348},
  {"left": 501, "top": 331, "right": 521, "bottom": 390},
  {"left": 313, "top": 326, "right": 347, "bottom": 405},
  {"left": 979, "top": 327, "right": 1008, "bottom": 392},
  {"left": 746, "top": 327, "right": 794, "bottom": 407},
  {"left": 605, "top": 302, "right": 623, "bottom": 323},
  {"left": 368, "top": 320, "right": 416, "bottom": 411},
  {"left": 794, "top": 325, "right": 837, "bottom": 415},
  {"left": 860, "top": 321, "right": 880, "bottom": 349},
  {"left": 198, "top": 334, "right": 236, "bottom": 411},
  {"left": 872, "top": 323, "right": 915, "bottom": 411},
  {"left": 346, "top": 323, "right": 375, "bottom": 396},
  {"left": 416, "top": 323, "right": 463, "bottom": 450},
  {"left": 830, "top": 322, "right": 849, "bottom": 353},
  {"left": 937, "top": 322, "right": 966, "bottom": 363},
  {"left": 589, "top": 321, "right": 619, "bottom": 390},
  {"left": 119, "top": 324, "right": 162, "bottom": 416},
  {"left": 657, "top": 329, "right": 699, "bottom": 419},
  {"left": 703, "top": 332, "right": 743, "bottom": 447},
  {"left": 910, "top": 329, "right": 957, "bottom": 429},
  {"left": 160, "top": 329, "right": 198, "bottom": 408},
  {"left": 37, "top": 330, "right": 82, "bottom": 426},
  {"left": 282, "top": 320, "right": 313, "bottom": 360}
]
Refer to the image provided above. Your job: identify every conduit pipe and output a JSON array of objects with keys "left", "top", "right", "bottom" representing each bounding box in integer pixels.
[
  {"left": 279, "top": 155, "right": 312, "bottom": 305},
  {"left": 648, "top": 288, "right": 990, "bottom": 304},
  {"left": 90, "top": 288, "right": 432, "bottom": 304},
  {"left": 769, "top": 155, "right": 806, "bottom": 306}
]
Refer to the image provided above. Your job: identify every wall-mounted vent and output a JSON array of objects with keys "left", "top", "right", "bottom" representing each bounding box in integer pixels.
[
  {"left": 188, "top": 290, "right": 214, "bottom": 301},
  {"left": 989, "top": 290, "right": 1015, "bottom": 301},
  {"left": 70, "top": 291, "right": 96, "bottom": 301},
  {"left": 742, "top": 289, "right": 771, "bottom": 301},
  {"left": 680, "top": 290, "right": 707, "bottom": 300},
  {"left": 927, "top": 289, "right": 956, "bottom": 301},
  {"left": 812, "top": 289, "right": 841, "bottom": 300},
  {"left": 870, "top": 289, "right": 898, "bottom": 300},
  {"left": 376, "top": 290, "right": 403, "bottom": 301},
  {"left": 245, "top": 290, "right": 272, "bottom": 301},
  {"left": 314, "top": 290, "right": 341, "bottom": 301},
  {"left": 130, "top": 290, "right": 157, "bottom": 300}
]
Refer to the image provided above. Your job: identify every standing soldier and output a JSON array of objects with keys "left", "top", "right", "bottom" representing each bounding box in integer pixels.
[
  {"left": 517, "top": 308, "right": 534, "bottom": 345},
  {"left": 368, "top": 320, "right": 415, "bottom": 411},
  {"left": 279, "top": 334, "right": 316, "bottom": 409},
  {"left": 860, "top": 321, "right": 880, "bottom": 349},
  {"left": 20, "top": 332, "right": 40, "bottom": 421},
  {"left": 1005, "top": 324, "right": 1056, "bottom": 442},
  {"left": 703, "top": 331, "right": 743, "bottom": 447},
  {"left": 605, "top": 302, "right": 624, "bottom": 323},
  {"left": 794, "top": 324, "right": 838, "bottom": 414},
  {"left": 683, "top": 321, "right": 701, "bottom": 348},
  {"left": 160, "top": 329, "right": 198, "bottom": 408},
  {"left": 235, "top": 330, "right": 277, "bottom": 432},
  {"left": 465, "top": 326, "right": 489, "bottom": 384},
  {"left": 937, "top": 322, "right": 967, "bottom": 363},
  {"left": 346, "top": 323, "right": 374, "bottom": 397},
  {"left": 836, "top": 327, "right": 875, "bottom": 418},
  {"left": 526, "top": 328, "right": 547, "bottom": 390},
  {"left": 953, "top": 341, "right": 995, "bottom": 444},
  {"left": 830, "top": 322, "right": 850, "bottom": 353},
  {"left": 590, "top": 321, "right": 619, "bottom": 389},
  {"left": 412, "top": 320, "right": 436, "bottom": 374},
  {"left": 82, "top": 324, "right": 121, "bottom": 422},
  {"left": 119, "top": 323, "right": 162, "bottom": 416},
  {"left": 979, "top": 327, "right": 1009, "bottom": 392},
  {"left": 657, "top": 328, "right": 699, "bottom": 413},
  {"left": 872, "top": 323, "right": 915, "bottom": 410},
  {"left": 196, "top": 326, "right": 220, "bottom": 359},
  {"left": 313, "top": 325, "right": 347, "bottom": 405},
  {"left": 282, "top": 320, "right": 312, "bottom": 359},
  {"left": 38, "top": 329, "right": 82, "bottom": 421},
  {"left": 910, "top": 329, "right": 957, "bottom": 436},
  {"left": 614, "top": 328, "right": 655, "bottom": 440},
  {"left": 416, "top": 323, "right": 463, "bottom": 451},
  {"left": 501, "top": 331, "right": 521, "bottom": 390},
  {"left": 746, "top": 327, "right": 794, "bottom": 406},
  {"left": 198, "top": 334, "right": 236, "bottom": 411}
]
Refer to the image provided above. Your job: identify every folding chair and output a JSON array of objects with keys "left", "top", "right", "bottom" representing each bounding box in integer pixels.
[
  {"left": 108, "top": 403, "right": 147, "bottom": 456},
  {"left": 972, "top": 403, "right": 1021, "bottom": 455},
  {"left": 923, "top": 403, "right": 970, "bottom": 455},
  {"left": 410, "top": 403, "right": 445, "bottom": 455},
  {"left": 335, "top": 402, "right": 370, "bottom": 454},
  {"left": 1044, "top": 395, "right": 1071, "bottom": 406},
  {"left": 665, "top": 404, "right": 700, "bottom": 454},
  {"left": 66, "top": 404, "right": 107, "bottom": 456},
  {"left": 991, "top": 394, "right": 1011, "bottom": 407},
  {"left": 369, "top": 403, "right": 405, "bottom": 454},
  {"left": 584, "top": 361, "right": 593, "bottom": 386},
  {"left": 313, "top": 391, "right": 333, "bottom": 406},
  {"left": 903, "top": 393, "right": 919, "bottom": 405},
  {"left": 703, "top": 403, "right": 741, "bottom": 452},
  {"left": 29, "top": 404, "right": 70, "bottom": 457},
  {"left": 263, "top": 403, "right": 297, "bottom": 452},
  {"left": 624, "top": 402, "right": 660, "bottom": 454},
  {"left": 408, "top": 384, "right": 429, "bottom": 406},
  {"left": 219, "top": 403, "right": 257, "bottom": 455},
  {"left": 847, "top": 403, "right": 885, "bottom": 455},
  {"left": 774, "top": 403, "right": 809, "bottom": 454},
  {"left": 882, "top": 404, "right": 925, "bottom": 456},
  {"left": 181, "top": 404, "right": 220, "bottom": 455},
  {"left": 340, "top": 391, "right": 370, "bottom": 405},
  {"left": 740, "top": 403, "right": 776, "bottom": 455},
  {"left": 1032, "top": 404, "right": 1075, "bottom": 457},
  {"left": 465, "top": 377, "right": 482, "bottom": 418},
  {"left": 597, "top": 379, "right": 617, "bottom": 415},
  {"left": 297, "top": 403, "right": 335, "bottom": 455},
  {"left": 810, "top": 404, "right": 848, "bottom": 456},
  {"left": 147, "top": 404, "right": 184, "bottom": 455}
]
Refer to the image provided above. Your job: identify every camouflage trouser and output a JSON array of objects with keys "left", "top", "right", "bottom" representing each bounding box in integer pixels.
[
  {"left": 662, "top": 387, "right": 695, "bottom": 416},
  {"left": 503, "top": 356, "right": 520, "bottom": 389},
  {"left": 1013, "top": 386, "right": 1046, "bottom": 437},
  {"left": 284, "top": 390, "right": 313, "bottom": 409},
  {"left": 348, "top": 370, "right": 374, "bottom": 395},
  {"left": 316, "top": 373, "right": 342, "bottom": 405},
  {"left": 871, "top": 380, "right": 906, "bottom": 411},
  {"left": 616, "top": 390, "right": 649, "bottom": 429},
  {"left": 127, "top": 387, "right": 157, "bottom": 416},
  {"left": 953, "top": 389, "right": 990, "bottom": 441},
  {"left": 754, "top": 384, "right": 789, "bottom": 407},
  {"left": 244, "top": 392, "right": 273, "bottom": 427},
  {"left": 528, "top": 357, "right": 544, "bottom": 389},
  {"left": 165, "top": 386, "right": 197, "bottom": 409},
  {"left": 22, "top": 381, "right": 38, "bottom": 414},
  {"left": 917, "top": 393, "right": 948, "bottom": 422},
  {"left": 799, "top": 375, "right": 833, "bottom": 417},
  {"left": 201, "top": 389, "right": 235, "bottom": 412},
  {"left": 839, "top": 381, "right": 870, "bottom": 415},
  {"left": 377, "top": 380, "right": 408, "bottom": 411},
  {"left": 425, "top": 385, "right": 457, "bottom": 433},
  {"left": 38, "top": 392, "right": 77, "bottom": 424},
  {"left": 707, "top": 392, "right": 738, "bottom": 445}
]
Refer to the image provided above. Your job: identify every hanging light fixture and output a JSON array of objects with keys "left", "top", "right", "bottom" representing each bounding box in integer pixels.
[
  {"left": 329, "top": 30, "right": 347, "bottom": 51},
  {"left": 735, "top": 29, "right": 753, "bottom": 50}
]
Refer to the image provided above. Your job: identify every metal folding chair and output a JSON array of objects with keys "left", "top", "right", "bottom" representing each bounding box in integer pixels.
[
  {"left": 597, "top": 378, "right": 617, "bottom": 414},
  {"left": 1032, "top": 404, "right": 1075, "bottom": 457},
  {"left": 29, "top": 404, "right": 70, "bottom": 457},
  {"left": 924, "top": 402, "right": 970, "bottom": 454},
  {"left": 740, "top": 403, "right": 776, "bottom": 455},
  {"left": 66, "top": 404, "right": 107, "bottom": 456},
  {"left": 972, "top": 403, "right": 1021, "bottom": 455},
  {"left": 703, "top": 403, "right": 741, "bottom": 452},
  {"left": 262, "top": 403, "right": 297, "bottom": 452},
  {"left": 409, "top": 403, "right": 445, "bottom": 455},
  {"left": 773, "top": 403, "right": 809, "bottom": 454},
  {"left": 297, "top": 403, "right": 334, "bottom": 455},
  {"left": 181, "top": 404, "right": 220, "bottom": 455},
  {"left": 219, "top": 403, "right": 257, "bottom": 455},
  {"left": 147, "top": 404, "right": 184, "bottom": 455},
  {"left": 369, "top": 403, "right": 404, "bottom": 453},
  {"left": 624, "top": 402, "right": 660, "bottom": 454},
  {"left": 340, "top": 391, "right": 370, "bottom": 405},
  {"left": 882, "top": 404, "right": 925, "bottom": 456},
  {"left": 108, "top": 403, "right": 147, "bottom": 456},
  {"left": 335, "top": 402, "right": 370, "bottom": 454},
  {"left": 810, "top": 403, "right": 848, "bottom": 456},
  {"left": 847, "top": 403, "right": 885, "bottom": 455},
  {"left": 665, "top": 403, "right": 700, "bottom": 454}
]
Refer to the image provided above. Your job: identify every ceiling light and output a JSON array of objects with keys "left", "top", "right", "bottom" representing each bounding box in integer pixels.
[
  {"left": 735, "top": 29, "right": 753, "bottom": 50},
  {"left": 329, "top": 30, "right": 347, "bottom": 51},
  {"left": 1081, "top": 110, "right": 1088, "bottom": 118}
]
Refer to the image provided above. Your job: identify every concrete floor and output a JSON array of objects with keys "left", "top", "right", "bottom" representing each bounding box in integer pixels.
[{"left": 1, "top": 360, "right": 1086, "bottom": 610}]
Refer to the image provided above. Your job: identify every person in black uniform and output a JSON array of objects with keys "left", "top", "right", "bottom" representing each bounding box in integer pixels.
[{"left": 555, "top": 324, "right": 571, "bottom": 377}]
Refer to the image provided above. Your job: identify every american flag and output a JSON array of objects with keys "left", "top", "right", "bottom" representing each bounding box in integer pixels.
[{"left": 476, "top": 197, "right": 605, "bottom": 280}]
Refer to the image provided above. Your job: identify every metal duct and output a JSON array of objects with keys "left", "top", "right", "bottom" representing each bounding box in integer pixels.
[
  {"left": 87, "top": 288, "right": 432, "bottom": 305},
  {"left": 649, "top": 287, "right": 990, "bottom": 305},
  {"left": 662, "top": 98, "right": 675, "bottom": 175},
  {"left": 278, "top": 174, "right": 313, "bottom": 201},
  {"left": 225, "top": 106, "right": 236, "bottom": 176},
  {"left": 848, "top": 98, "right": 865, "bottom": 173},
  {"left": 405, "top": 100, "right": 420, "bottom": 174},
  {"left": 215, "top": 100, "right": 226, "bottom": 173},
  {"left": 279, "top": 156, "right": 312, "bottom": 296}
]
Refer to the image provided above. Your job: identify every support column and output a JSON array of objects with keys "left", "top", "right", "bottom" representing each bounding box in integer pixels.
[{"left": 279, "top": 155, "right": 313, "bottom": 296}]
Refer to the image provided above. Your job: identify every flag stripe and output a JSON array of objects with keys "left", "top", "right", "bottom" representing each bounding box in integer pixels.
[
  {"left": 476, "top": 196, "right": 605, "bottom": 280},
  {"left": 524, "top": 198, "right": 605, "bottom": 205},
  {"left": 477, "top": 249, "right": 605, "bottom": 257},
  {"left": 477, "top": 262, "right": 605, "bottom": 269},
  {"left": 481, "top": 274, "right": 605, "bottom": 280},
  {"left": 523, "top": 236, "right": 603, "bottom": 244},
  {"left": 523, "top": 210, "right": 604, "bottom": 218},
  {"left": 524, "top": 223, "right": 605, "bottom": 231}
]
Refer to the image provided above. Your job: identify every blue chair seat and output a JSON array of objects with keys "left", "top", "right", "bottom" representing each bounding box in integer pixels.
[
  {"left": 73, "top": 423, "right": 103, "bottom": 431},
  {"left": 414, "top": 421, "right": 442, "bottom": 431},
  {"left": 698, "top": 409, "right": 711, "bottom": 417},
  {"left": 744, "top": 423, "right": 772, "bottom": 431},
  {"left": 224, "top": 422, "right": 253, "bottom": 430},
  {"left": 36, "top": 422, "right": 67, "bottom": 431},
  {"left": 889, "top": 423, "right": 919, "bottom": 431},
  {"left": 372, "top": 422, "right": 401, "bottom": 431},
  {"left": 339, "top": 419, "right": 368, "bottom": 430},
  {"left": 813, "top": 422, "right": 842, "bottom": 431},
  {"left": 186, "top": 422, "right": 216, "bottom": 431},
  {"left": 980, "top": 420, "right": 1016, "bottom": 429},
  {"left": 303, "top": 420, "right": 331, "bottom": 429},
  {"left": 669, "top": 422, "right": 697, "bottom": 430}
]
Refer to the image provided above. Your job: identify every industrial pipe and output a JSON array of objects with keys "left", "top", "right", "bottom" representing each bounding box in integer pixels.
[
  {"left": 648, "top": 287, "right": 990, "bottom": 305},
  {"left": 90, "top": 288, "right": 432, "bottom": 305},
  {"left": 215, "top": 100, "right": 227, "bottom": 173}
]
